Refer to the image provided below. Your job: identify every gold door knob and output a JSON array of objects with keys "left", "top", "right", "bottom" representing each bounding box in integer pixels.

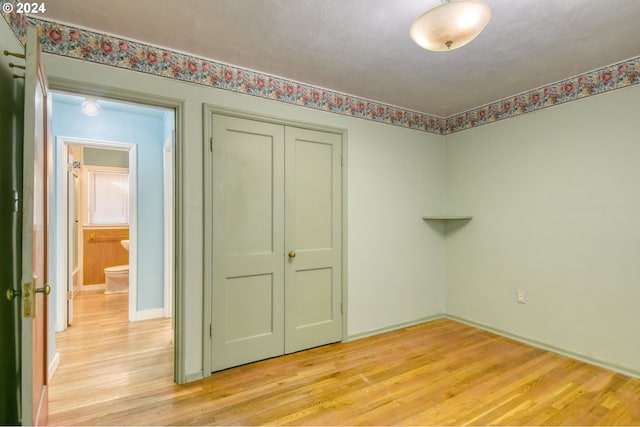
[
  {"left": 288, "top": 251, "right": 296, "bottom": 259},
  {"left": 36, "top": 284, "right": 51, "bottom": 296},
  {"left": 6, "top": 288, "right": 21, "bottom": 301}
]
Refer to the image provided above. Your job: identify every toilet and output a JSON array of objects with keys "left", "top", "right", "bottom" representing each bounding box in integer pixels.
[
  {"left": 104, "top": 239, "right": 130, "bottom": 294},
  {"left": 104, "top": 265, "right": 129, "bottom": 294}
]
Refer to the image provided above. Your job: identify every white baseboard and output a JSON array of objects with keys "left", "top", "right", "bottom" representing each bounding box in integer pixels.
[
  {"left": 48, "top": 352, "right": 60, "bottom": 382},
  {"left": 346, "top": 314, "right": 445, "bottom": 342},
  {"left": 134, "top": 308, "right": 165, "bottom": 321},
  {"left": 446, "top": 314, "right": 640, "bottom": 380}
]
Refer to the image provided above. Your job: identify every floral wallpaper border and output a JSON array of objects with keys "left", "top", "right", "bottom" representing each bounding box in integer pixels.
[
  {"left": 4, "top": 12, "right": 444, "bottom": 134},
  {"left": 445, "top": 57, "right": 640, "bottom": 134},
  {"left": 4, "top": 9, "right": 640, "bottom": 135}
]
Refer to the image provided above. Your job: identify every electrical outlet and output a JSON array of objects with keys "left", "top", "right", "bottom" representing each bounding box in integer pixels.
[{"left": 516, "top": 289, "right": 526, "bottom": 304}]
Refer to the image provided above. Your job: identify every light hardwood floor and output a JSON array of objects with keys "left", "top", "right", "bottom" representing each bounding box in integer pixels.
[{"left": 49, "top": 290, "right": 640, "bottom": 425}]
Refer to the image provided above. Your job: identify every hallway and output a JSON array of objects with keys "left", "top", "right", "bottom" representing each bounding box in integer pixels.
[{"left": 48, "top": 290, "right": 173, "bottom": 425}]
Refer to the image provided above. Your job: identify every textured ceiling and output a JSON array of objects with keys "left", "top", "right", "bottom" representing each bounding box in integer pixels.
[{"left": 39, "top": 0, "right": 640, "bottom": 117}]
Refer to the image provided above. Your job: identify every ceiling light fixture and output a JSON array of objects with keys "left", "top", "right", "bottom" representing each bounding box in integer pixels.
[
  {"left": 81, "top": 97, "right": 101, "bottom": 116},
  {"left": 410, "top": 0, "right": 492, "bottom": 52}
]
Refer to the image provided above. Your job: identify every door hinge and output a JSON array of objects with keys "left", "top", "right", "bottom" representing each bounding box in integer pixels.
[
  {"left": 12, "top": 190, "right": 19, "bottom": 212},
  {"left": 341, "top": 302, "right": 344, "bottom": 315},
  {"left": 209, "top": 324, "right": 213, "bottom": 337},
  {"left": 209, "top": 137, "right": 213, "bottom": 152},
  {"left": 67, "top": 291, "right": 73, "bottom": 300},
  {"left": 66, "top": 162, "right": 72, "bottom": 172}
]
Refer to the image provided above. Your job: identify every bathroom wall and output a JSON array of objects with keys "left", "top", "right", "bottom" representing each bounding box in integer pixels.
[
  {"left": 77, "top": 146, "right": 130, "bottom": 286},
  {"left": 82, "top": 228, "right": 130, "bottom": 285},
  {"left": 83, "top": 146, "right": 129, "bottom": 168}
]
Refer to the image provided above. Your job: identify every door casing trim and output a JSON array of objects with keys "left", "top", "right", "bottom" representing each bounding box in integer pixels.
[{"left": 48, "top": 77, "right": 187, "bottom": 384}]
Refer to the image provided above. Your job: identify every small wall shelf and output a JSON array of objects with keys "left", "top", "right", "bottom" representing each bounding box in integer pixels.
[{"left": 423, "top": 216, "right": 472, "bottom": 221}]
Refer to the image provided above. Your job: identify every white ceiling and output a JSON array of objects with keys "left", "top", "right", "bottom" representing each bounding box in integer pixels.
[{"left": 40, "top": 0, "right": 640, "bottom": 117}]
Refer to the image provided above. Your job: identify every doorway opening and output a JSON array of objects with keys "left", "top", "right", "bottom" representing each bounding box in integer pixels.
[
  {"left": 56, "top": 136, "right": 137, "bottom": 324},
  {"left": 49, "top": 92, "right": 176, "bottom": 400}
]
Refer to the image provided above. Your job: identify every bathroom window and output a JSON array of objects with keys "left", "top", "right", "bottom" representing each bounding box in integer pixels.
[{"left": 88, "top": 170, "right": 129, "bottom": 225}]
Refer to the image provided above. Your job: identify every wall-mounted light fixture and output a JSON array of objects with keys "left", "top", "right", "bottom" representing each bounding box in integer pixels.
[
  {"left": 410, "top": 0, "right": 492, "bottom": 52},
  {"left": 81, "top": 97, "right": 101, "bottom": 116}
]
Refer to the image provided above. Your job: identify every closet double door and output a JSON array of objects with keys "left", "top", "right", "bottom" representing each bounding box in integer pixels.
[{"left": 211, "top": 115, "right": 343, "bottom": 372}]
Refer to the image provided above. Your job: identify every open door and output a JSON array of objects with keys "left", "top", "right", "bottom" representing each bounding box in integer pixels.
[
  {"left": 67, "top": 149, "right": 79, "bottom": 326},
  {"left": 14, "top": 26, "right": 51, "bottom": 426}
]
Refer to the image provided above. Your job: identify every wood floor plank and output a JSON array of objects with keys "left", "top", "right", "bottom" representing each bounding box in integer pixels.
[{"left": 48, "top": 290, "right": 640, "bottom": 425}]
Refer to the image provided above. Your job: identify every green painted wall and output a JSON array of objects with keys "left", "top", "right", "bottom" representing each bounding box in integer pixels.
[
  {"left": 39, "top": 24, "right": 640, "bottom": 381},
  {"left": 83, "top": 147, "right": 129, "bottom": 168},
  {"left": 43, "top": 52, "right": 446, "bottom": 380},
  {"left": 444, "top": 84, "right": 640, "bottom": 376}
]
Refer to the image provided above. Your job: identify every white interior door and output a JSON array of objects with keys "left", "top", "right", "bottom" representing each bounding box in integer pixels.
[
  {"left": 284, "top": 127, "right": 343, "bottom": 354},
  {"left": 66, "top": 161, "right": 79, "bottom": 325},
  {"left": 211, "top": 115, "right": 286, "bottom": 371}
]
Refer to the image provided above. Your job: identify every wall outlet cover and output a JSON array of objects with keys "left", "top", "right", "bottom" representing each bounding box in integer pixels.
[{"left": 517, "top": 289, "right": 526, "bottom": 304}]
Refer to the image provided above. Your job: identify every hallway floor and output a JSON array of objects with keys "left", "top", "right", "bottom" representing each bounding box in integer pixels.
[{"left": 48, "top": 290, "right": 173, "bottom": 424}]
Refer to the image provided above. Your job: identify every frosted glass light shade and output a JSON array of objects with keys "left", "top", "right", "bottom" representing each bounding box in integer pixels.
[
  {"left": 81, "top": 98, "right": 101, "bottom": 116},
  {"left": 410, "top": 0, "right": 492, "bottom": 52}
]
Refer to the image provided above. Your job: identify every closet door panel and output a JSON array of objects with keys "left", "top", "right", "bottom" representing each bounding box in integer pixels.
[
  {"left": 211, "top": 115, "right": 285, "bottom": 371},
  {"left": 284, "top": 127, "right": 343, "bottom": 354}
]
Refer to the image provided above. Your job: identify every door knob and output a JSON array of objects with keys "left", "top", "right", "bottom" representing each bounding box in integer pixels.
[
  {"left": 6, "top": 288, "right": 21, "bottom": 302},
  {"left": 36, "top": 284, "right": 51, "bottom": 296},
  {"left": 288, "top": 251, "right": 296, "bottom": 259},
  {"left": 6, "top": 284, "right": 50, "bottom": 302}
]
